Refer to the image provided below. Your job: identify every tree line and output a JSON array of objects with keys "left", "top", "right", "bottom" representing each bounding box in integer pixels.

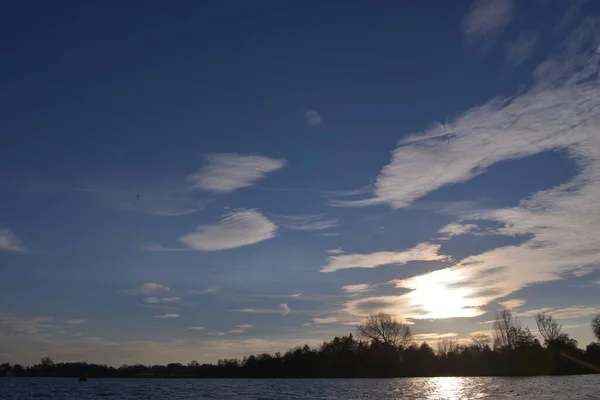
[{"left": 2, "top": 311, "right": 600, "bottom": 378}]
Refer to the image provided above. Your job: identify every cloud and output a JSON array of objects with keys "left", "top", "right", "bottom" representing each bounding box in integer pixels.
[
  {"left": 179, "top": 209, "right": 277, "bottom": 251},
  {"left": 519, "top": 306, "right": 600, "bottom": 319},
  {"left": 498, "top": 299, "right": 525, "bottom": 309},
  {"left": 413, "top": 332, "right": 458, "bottom": 341},
  {"left": 143, "top": 297, "right": 182, "bottom": 304},
  {"left": 317, "top": 233, "right": 340, "bottom": 237},
  {"left": 183, "top": 326, "right": 206, "bottom": 331},
  {"left": 328, "top": 19, "right": 600, "bottom": 321},
  {"left": 291, "top": 293, "right": 302, "bottom": 297},
  {"left": 153, "top": 314, "right": 180, "bottom": 319},
  {"left": 327, "top": 248, "right": 344, "bottom": 255},
  {"left": 130, "top": 283, "right": 170, "bottom": 295},
  {"left": 321, "top": 242, "right": 449, "bottom": 273},
  {"left": 312, "top": 317, "right": 337, "bottom": 324},
  {"left": 505, "top": 31, "right": 538, "bottom": 65},
  {"left": 437, "top": 222, "right": 479, "bottom": 238},
  {"left": 274, "top": 214, "right": 338, "bottom": 231},
  {"left": 0, "top": 229, "right": 27, "bottom": 253},
  {"left": 463, "top": 0, "right": 513, "bottom": 37},
  {"left": 236, "top": 303, "right": 291, "bottom": 315},
  {"left": 302, "top": 322, "right": 313, "bottom": 327},
  {"left": 188, "top": 153, "right": 286, "bottom": 194},
  {"left": 228, "top": 324, "right": 253, "bottom": 334},
  {"left": 67, "top": 319, "right": 86, "bottom": 325},
  {"left": 206, "top": 332, "right": 227, "bottom": 336},
  {"left": 140, "top": 244, "right": 190, "bottom": 252},
  {"left": 305, "top": 110, "right": 322, "bottom": 126},
  {"left": 190, "top": 287, "right": 219, "bottom": 295},
  {"left": 341, "top": 284, "right": 371, "bottom": 294},
  {"left": 345, "top": 268, "right": 490, "bottom": 320},
  {"left": 0, "top": 314, "right": 54, "bottom": 335}
]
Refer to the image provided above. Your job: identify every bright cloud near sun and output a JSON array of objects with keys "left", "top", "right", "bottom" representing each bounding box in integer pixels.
[{"left": 321, "top": 242, "right": 449, "bottom": 273}]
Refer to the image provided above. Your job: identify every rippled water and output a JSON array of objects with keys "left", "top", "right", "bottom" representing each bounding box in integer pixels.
[{"left": 0, "top": 376, "right": 598, "bottom": 399}]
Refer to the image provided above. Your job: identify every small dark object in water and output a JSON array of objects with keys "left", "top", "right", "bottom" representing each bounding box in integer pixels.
[{"left": 78, "top": 376, "right": 88, "bottom": 382}]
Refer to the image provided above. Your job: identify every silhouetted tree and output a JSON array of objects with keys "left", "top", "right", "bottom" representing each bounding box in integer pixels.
[
  {"left": 437, "top": 337, "right": 459, "bottom": 357},
  {"left": 470, "top": 333, "right": 491, "bottom": 351},
  {"left": 592, "top": 314, "right": 600, "bottom": 341},
  {"left": 356, "top": 312, "right": 412, "bottom": 347}
]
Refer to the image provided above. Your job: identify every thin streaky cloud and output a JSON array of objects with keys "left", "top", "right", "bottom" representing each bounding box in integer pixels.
[
  {"left": 327, "top": 248, "right": 344, "bottom": 255},
  {"left": 236, "top": 303, "right": 291, "bottom": 315},
  {"left": 312, "top": 317, "right": 337, "bottom": 324},
  {"left": 153, "top": 314, "right": 180, "bottom": 319},
  {"left": 129, "top": 283, "right": 171, "bottom": 295},
  {"left": 190, "top": 287, "right": 220, "bottom": 295},
  {"left": 183, "top": 326, "right": 206, "bottom": 331},
  {"left": 140, "top": 244, "right": 190, "bottom": 252},
  {"left": 143, "top": 297, "right": 182, "bottom": 304},
  {"left": 67, "top": 319, "right": 86, "bottom": 325},
  {"left": 341, "top": 284, "right": 371, "bottom": 294},
  {"left": 273, "top": 214, "right": 338, "bottom": 231},
  {"left": 188, "top": 153, "right": 286, "bottom": 194}
]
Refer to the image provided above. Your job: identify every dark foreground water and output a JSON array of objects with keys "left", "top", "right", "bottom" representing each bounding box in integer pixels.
[{"left": 0, "top": 376, "right": 599, "bottom": 399}]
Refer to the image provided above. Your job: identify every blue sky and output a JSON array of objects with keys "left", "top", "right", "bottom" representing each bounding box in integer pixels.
[{"left": 2, "top": 0, "right": 600, "bottom": 365}]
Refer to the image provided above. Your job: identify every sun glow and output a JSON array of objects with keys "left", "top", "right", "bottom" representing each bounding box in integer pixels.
[{"left": 394, "top": 268, "right": 485, "bottom": 319}]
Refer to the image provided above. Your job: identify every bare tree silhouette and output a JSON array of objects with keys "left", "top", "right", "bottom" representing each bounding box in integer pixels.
[
  {"left": 592, "top": 314, "right": 600, "bottom": 341},
  {"left": 470, "top": 333, "right": 491, "bottom": 351},
  {"left": 356, "top": 312, "right": 412, "bottom": 347}
]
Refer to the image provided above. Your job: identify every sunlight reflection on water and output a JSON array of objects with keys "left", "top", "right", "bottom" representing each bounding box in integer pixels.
[{"left": 1, "top": 375, "right": 598, "bottom": 399}]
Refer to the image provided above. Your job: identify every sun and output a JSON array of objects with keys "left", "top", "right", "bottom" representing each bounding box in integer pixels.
[{"left": 398, "top": 268, "right": 484, "bottom": 319}]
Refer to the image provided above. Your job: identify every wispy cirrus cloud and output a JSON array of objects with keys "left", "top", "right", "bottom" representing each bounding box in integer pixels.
[
  {"left": 140, "top": 244, "right": 190, "bottom": 252},
  {"left": 312, "top": 317, "right": 337, "bottom": 324},
  {"left": 498, "top": 299, "right": 525, "bottom": 309},
  {"left": 305, "top": 110, "right": 322, "bottom": 126},
  {"left": 321, "top": 242, "right": 449, "bottom": 273},
  {"left": 341, "top": 284, "right": 371, "bottom": 294},
  {"left": 229, "top": 324, "right": 253, "bottom": 334},
  {"left": 505, "top": 31, "right": 538, "bottom": 65},
  {"left": 183, "top": 326, "right": 206, "bottom": 331},
  {"left": 437, "top": 222, "right": 479, "bottom": 239},
  {"left": 413, "top": 332, "right": 458, "bottom": 341},
  {"left": 190, "top": 287, "right": 219, "bottom": 295},
  {"left": 518, "top": 306, "right": 600, "bottom": 319},
  {"left": 327, "top": 17, "right": 600, "bottom": 322},
  {"left": 463, "top": 0, "right": 513, "bottom": 38},
  {"left": 153, "top": 314, "right": 180, "bottom": 319},
  {"left": 129, "top": 283, "right": 171, "bottom": 295},
  {"left": 0, "top": 229, "right": 27, "bottom": 253},
  {"left": 273, "top": 214, "right": 338, "bottom": 231},
  {"left": 188, "top": 153, "right": 286, "bottom": 194},
  {"left": 179, "top": 209, "right": 277, "bottom": 251},
  {"left": 143, "top": 297, "right": 182, "bottom": 304},
  {"left": 67, "top": 319, "right": 86, "bottom": 325},
  {"left": 236, "top": 303, "right": 291, "bottom": 315}
]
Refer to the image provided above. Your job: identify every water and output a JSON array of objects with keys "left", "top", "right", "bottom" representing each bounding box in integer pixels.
[{"left": 0, "top": 376, "right": 598, "bottom": 399}]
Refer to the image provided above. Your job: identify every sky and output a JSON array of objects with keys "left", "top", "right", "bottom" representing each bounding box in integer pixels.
[{"left": 2, "top": 0, "right": 600, "bottom": 366}]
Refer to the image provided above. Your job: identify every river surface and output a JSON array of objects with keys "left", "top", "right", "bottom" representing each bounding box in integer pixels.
[{"left": 0, "top": 376, "right": 598, "bottom": 399}]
